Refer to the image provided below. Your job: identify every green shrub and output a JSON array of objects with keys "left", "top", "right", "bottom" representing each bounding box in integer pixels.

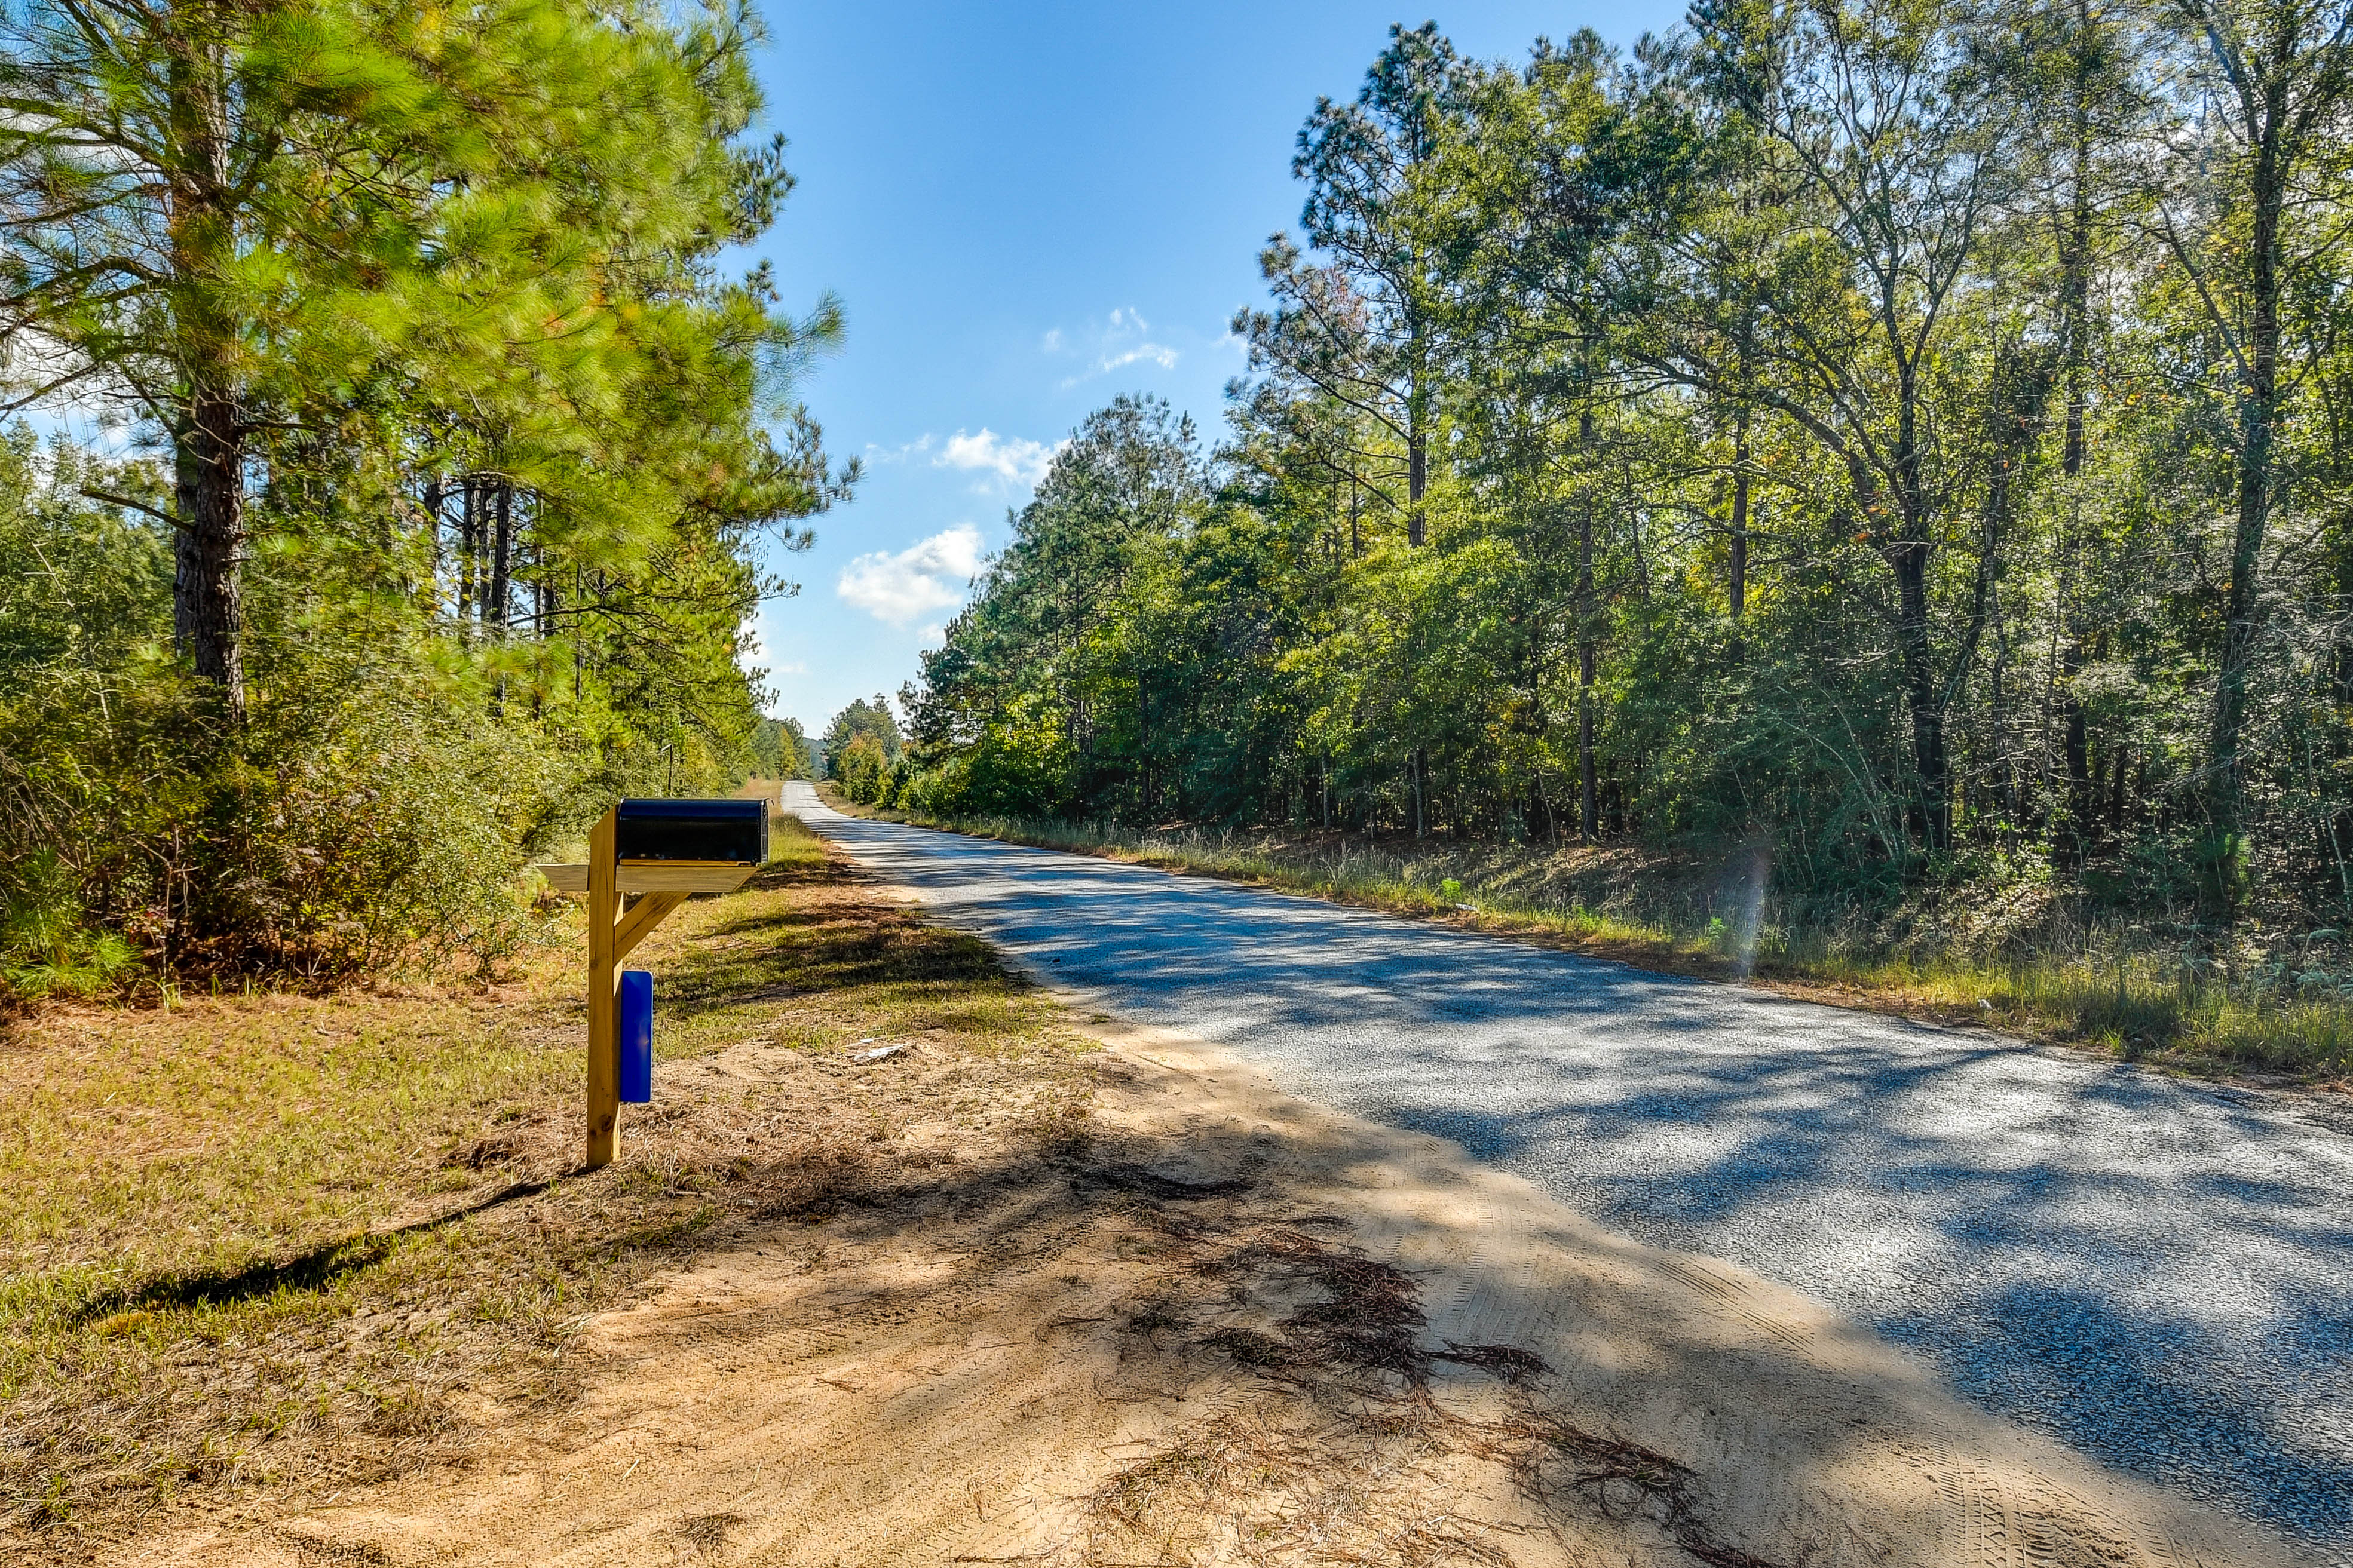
[
  {"left": 179, "top": 670, "right": 586, "bottom": 977},
  {"left": 834, "top": 732, "right": 891, "bottom": 805},
  {"left": 897, "top": 719, "right": 1070, "bottom": 819},
  {"left": 898, "top": 753, "right": 973, "bottom": 816},
  {"left": 0, "top": 658, "right": 591, "bottom": 992},
  {"left": 0, "top": 849, "right": 136, "bottom": 998}
]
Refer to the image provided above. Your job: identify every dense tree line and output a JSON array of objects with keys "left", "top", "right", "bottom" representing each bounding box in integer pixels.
[
  {"left": 0, "top": 0, "right": 842, "bottom": 987},
  {"left": 905, "top": 0, "right": 2353, "bottom": 934},
  {"left": 823, "top": 694, "right": 902, "bottom": 803}
]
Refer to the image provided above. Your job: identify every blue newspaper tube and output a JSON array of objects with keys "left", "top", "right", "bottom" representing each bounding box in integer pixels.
[{"left": 618, "top": 969, "right": 654, "bottom": 1103}]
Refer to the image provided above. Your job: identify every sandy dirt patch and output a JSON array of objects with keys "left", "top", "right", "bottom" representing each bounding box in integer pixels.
[{"left": 99, "top": 1012, "right": 2305, "bottom": 1568}]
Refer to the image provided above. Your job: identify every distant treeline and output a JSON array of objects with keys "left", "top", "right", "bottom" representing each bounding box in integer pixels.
[
  {"left": 753, "top": 716, "right": 820, "bottom": 783},
  {"left": 888, "top": 2, "right": 2353, "bottom": 940},
  {"left": 0, "top": 0, "right": 845, "bottom": 993}
]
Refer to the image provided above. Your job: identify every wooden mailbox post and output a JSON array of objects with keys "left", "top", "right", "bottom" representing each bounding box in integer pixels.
[{"left": 538, "top": 797, "right": 767, "bottom": 1168}]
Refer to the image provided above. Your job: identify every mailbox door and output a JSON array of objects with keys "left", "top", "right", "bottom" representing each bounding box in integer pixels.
[{"left": 614, "top": 798, "right": 767, "bottom": 864}]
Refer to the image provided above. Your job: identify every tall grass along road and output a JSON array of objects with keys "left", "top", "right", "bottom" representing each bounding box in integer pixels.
[{"left": 786, "top": 783, "right": 2353, "bottom": 1558}]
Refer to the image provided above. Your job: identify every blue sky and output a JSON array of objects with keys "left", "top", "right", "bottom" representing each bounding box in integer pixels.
[{"left": 748, "top": 1, "right": 1685, "bottom": 737}]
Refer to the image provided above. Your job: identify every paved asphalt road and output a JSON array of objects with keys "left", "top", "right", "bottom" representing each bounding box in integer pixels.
[{"left": 785, "top": 785, "right": 2353, "bottom": 1554}]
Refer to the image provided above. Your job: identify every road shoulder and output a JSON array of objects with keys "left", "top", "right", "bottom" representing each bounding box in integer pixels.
[{"left": 118, "top": 1030, "right": 2305, "bottom": 1565}]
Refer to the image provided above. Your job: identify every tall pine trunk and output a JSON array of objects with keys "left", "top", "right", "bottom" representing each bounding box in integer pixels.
[
  {"left": 1729, "top": 415, "right": 1749, "bottom": 622},
  {"left": 1577, "top": 415, "right": 1598, "bottom": 845},
  {"left": 2053, "top": 0, "right": 2098, "bottom": 871},
  {"left": 489, "top": 481, "right": 514, "bottom": 629},
  {"left": 457, "top": 481, "right": 477, "bottom": 625},
  {"left": 172, "top": 375, "right": 244, "bottom": 711},
  {"left": 422, "top": 474, "right": 445, "bottom": 609},
  {"left": 1407, "top": 426, "right": 1427, "bottom": 546},
  {"left": 2204, "top": 84, "right": 2288, "bottom": 918},
  {"left": 167, "top": 26, "right": 246, "bottom": 716},
  {"left": 1879, "top": 360, "right": 1953, "bottom": 852},
  {"left": 1888, "top": 532, "right": 1948, "bottom": 851}
]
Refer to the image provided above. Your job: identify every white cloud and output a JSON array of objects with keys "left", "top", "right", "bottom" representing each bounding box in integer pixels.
[
  {"left": 863, "top": 433, "right": 935, "bottom": 464},
  {"left": 1040, "top": 328, "right": 1064, "bottom": 352},
  {"left": 1046, "top": 306, "right": 1181, "bottom": 388},
  {"left": 771, "top": 661, "right": 808, "bottom": 676},
  {"left": 937, "top": 428, "right": 1060, "bottom": 486},
  {"left": 837, "top": 524, "right": 985, "bottom": 627},
  {"left": 1098, "top": 344, "right": 1179, "bottom": 373}
]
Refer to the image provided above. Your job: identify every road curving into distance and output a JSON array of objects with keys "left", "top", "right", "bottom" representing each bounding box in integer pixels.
[{"left": 784, "top": 784, "right": 2353, "bottom": 1558}]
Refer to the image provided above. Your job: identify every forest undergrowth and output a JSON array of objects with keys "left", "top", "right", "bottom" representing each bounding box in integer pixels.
[{"left": 848, "top": 795, "right": 2353, "bottom": 1085}]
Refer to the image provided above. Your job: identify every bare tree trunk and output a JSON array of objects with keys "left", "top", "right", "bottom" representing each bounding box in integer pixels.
[
  {"left": 2054, "top": 8, "right": 2098, "bottom": 871},
  {"left": 2061, "top": 634, "right": 2093, "bottom": 850},
  {"left": 1578, "top": 412, "right": 1598, "bottom": 845},
  {"left": 489, "top": 481, "right": 513, "bottom": 630},
  {"left": 1578, "top": 640, "right": 1597, "bottom": 843},
  {"left": 2204, "top": 85, "right": 2288, "bottom": 918},
  {"left": 1888, "top": 533, "right": 1948, "bottom": 851},
  {"left": 1729, "top": 415, "right": 1750, "bottom": 622},
  {"left": 422, "top": 474, "right": 445, "bottom": 613},
  {"left": 1407, "top": 302, "right": 1432, "bottom": 546},
  {"left": 457, "top": 480, "right": 477, "bottom": 625},
  {"left": 485, "top": 482, "right": 514, "bottom": 715},
  {"left": 1138, "top": 673, "right": 1153, "bottom": 820},
  {"left": 166, "top": 36, "right": 245, "bottom": 717},
  {"left": 1407, "top": 427, "right": 1427, "bottom": 547},
  {"left": 572, "top": 565, "right": 584, "bottom": 701}
]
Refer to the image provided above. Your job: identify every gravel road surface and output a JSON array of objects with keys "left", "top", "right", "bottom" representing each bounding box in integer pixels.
[{"left": 785, "top": 785, "right": 2353, "bottom": 1555}]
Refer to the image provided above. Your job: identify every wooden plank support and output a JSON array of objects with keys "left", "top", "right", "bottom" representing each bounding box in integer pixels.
[
  {"left": 585, "top": 808, "right": 621, "bottom": 1169},
  {"left": 614, "top": 892, "right": 690, "bottom": 965},
  {"left": 614, "top": 861, "right": 759, "bottom": 892},
  {"left": 537, "top": 861, "right": 755, "bottom": 895}
]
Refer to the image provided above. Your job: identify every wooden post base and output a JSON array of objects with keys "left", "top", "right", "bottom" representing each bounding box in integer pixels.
[{"left": 586, "top": 808, "right": 620, "bottom": 1169}]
